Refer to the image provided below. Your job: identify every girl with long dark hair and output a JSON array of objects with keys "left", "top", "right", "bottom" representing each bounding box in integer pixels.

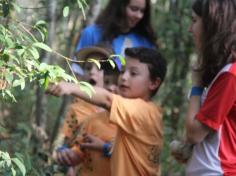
[
  {"left": 184, "top": 0, "right": 236, "bottom": 175},
  {"left": 72, "top": 0, "right": 157, "bottom": 74}
]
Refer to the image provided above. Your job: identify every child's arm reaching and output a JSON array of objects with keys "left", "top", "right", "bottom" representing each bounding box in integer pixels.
[
  {"left": 80, "top": 134, "right": 105, "bottom": 151},
  {"left": 46, "top": 82, "right": 113, "bottom": 110},
  {"left": 81, "top": 134, "right": 112, "bottom": 157}
]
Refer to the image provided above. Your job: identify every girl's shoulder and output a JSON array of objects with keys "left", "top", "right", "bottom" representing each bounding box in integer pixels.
[
  {"left": 128, "top": 32, "right": 154, "bottom": 48},
  {"left": 83, "top": 24, "right": 102, "bottom": 33},
  {"left": 220, "top": 62, "right": 236, "bottom": 76}
]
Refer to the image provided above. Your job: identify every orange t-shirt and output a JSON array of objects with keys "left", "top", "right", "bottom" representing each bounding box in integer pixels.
[
  {"left": 73, "top": 111, "right": 117, "bottom": 176},
  {"left": 110, "top": 95, "right": 163, "bottom": 176},
  {"left": 62, "top": 97, "right": 103, "bottom": 145}
]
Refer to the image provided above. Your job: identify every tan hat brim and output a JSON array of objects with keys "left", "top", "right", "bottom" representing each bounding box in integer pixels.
[{"left": 75, "top": 46, "right": 112, "bottom": 61}]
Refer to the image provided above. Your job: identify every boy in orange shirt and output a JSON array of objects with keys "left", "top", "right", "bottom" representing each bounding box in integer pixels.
[
  {"left": 52, "top": 46, "right": 114, "bottom": 173},
  {"left": 47, "top": 47, "right": 167, "bottom": 176},
  {"left": 63, "top": 60, "right": 120, "bottom": 176}
]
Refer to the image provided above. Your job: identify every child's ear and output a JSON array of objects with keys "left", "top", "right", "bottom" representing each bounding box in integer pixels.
[{"left": 149, "top": 77, "right": 161, "bottom": 91}]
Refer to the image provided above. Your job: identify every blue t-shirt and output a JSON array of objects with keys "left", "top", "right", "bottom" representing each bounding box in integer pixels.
[{"left": 72, "top": 24, "right": 154, "bottom": 74}]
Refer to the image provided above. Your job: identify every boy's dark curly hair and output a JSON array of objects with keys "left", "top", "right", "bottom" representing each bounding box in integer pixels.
[{"left": 125, "top": 47, "right": 167, "bottom": 96}]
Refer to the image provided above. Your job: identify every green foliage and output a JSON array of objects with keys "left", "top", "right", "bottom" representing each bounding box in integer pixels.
[
  {"left": 0, "top": 0, "right": 92, "bottom": 175},
  {"left": 0, "top": 151, "right": 26, "bottom": 176},
  {"left": 152, "top": 0, "right": 194, "bottom": 175},
  {"left": 0, "top": 1, "right": 79, "bottom": 101},
  {"left": 62, "top": 0, "right": 88, "bottom": 19},
  {"left": 109, "top": 54, "right": 126, "bottom": 67}
]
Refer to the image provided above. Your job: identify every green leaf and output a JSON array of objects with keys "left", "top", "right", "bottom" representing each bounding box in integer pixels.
[
  {"left": 43, "top": 71, "right": 49, "bottom": 89},
  {"left": 5, "top": 37, "right": 14, "bottom": 48},
  {"left": 108, "top": 59, "right": 116, "bottom": 69},
  {"left": 63, "top": 6, "right": 69, "bottom": 17},
  {"left": 12, "top": 79, "right": 22, "bottom": 87},
  {"left": 81, "top": 0, "right": 88, "bottom": 6},
  {"left": 20, "top": 79, "right": 25, "bottom": 90},
  {"left": 77, "top": 0, "right": 86, "bottom": 20},
  {"left": 33, "top": 42, "right": 52, "bottom": 52},
  {"left": 34, "top": 26, "right": 46, "bottom": 41},
  {"left": 12, "top": 2, "right": 21, "bottom": 13},
  {"left": 110, "top": 54, "right": 126, "bottom": 66},
  {"left": 8, "top": 54, "right": 20, "bottom": 64},
  {"left": 29, "top": 47, "right": 39, "bottom": 59},
  {"left": 87, "top": 58, "right": 101, "bottom": 69},
  {"left": 35, "top": 20, "right": 46, "bottom": 27},
  {"left": 11, "top": 158, "right": 26, "bottom": 176},
  {"left": 79, "top": 81, "right": 95, "bottom": 98},
  {"left": 5, "top": 73, "right": 13, "bottom": 84},
  {"left": 11, "top": 167, "right": 16, "bottom": 176},
  {"left": 17, "top": 48, "right": 26, "bottom": 56}
]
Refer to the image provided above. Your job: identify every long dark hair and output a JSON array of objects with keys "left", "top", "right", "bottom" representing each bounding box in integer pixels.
[
  {"left": 95, "top": 0, "right": 157, "bottom": 45},
  {"left": 192, "top": 0, "right": 236, "bottom": 86}
]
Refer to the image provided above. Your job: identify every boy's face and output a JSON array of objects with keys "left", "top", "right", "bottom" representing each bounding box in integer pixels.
[
  {"left": 82, "top": 53, "right": 105, "bottom": 87},
  {"left": 118, "top": 57, "right": 158, "bottom": 100},
  {"left": 104, "top": 74, "right": 118, "bottom": 93}
]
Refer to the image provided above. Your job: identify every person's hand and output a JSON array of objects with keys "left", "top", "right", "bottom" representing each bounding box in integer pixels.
[
  {"left": 170, "top": 140, "right": 193, "bottom": 164},
  {"left": 46, "top": 82, "right": 76, "bottom": 97},
  {"left": 66, "top": 167, "right": 76, "bottom": 176},
  {"left": 54, "top": 147, "right": 82, "bottom": 166},
  {"left": 80, "top": 134, "right": 105, "bottom": 151}
]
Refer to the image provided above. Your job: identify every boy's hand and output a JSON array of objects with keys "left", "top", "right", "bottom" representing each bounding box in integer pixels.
[
  {"left": 80, "top": 134, "right": 105, "bottom": 151},
  {"left": 46, "top": 82, "right": 76, "bottom": 97},
  {"left": 54, "top": 147, "right": 81, "bottom": 166},
  {"left": 66, "top": 167, "right": 76, "bottom": 176}
]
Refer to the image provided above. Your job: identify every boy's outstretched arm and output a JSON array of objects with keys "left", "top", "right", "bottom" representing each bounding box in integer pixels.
[{"left": 46, "top": 81, "right": 113, "bottom": 110}]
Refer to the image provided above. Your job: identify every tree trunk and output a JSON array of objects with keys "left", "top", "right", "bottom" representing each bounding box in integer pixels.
[{"left": 35, "top": 0, "right": 57, "bottom": 145}]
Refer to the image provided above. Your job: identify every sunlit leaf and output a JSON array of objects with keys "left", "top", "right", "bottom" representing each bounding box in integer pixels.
[
  {"left": 11, "top": 167, "right": 16, "bottom": 176},
  {"left": 33, "top": 42, "right": 52, "bottom": 52},
  {"left": 29, "top": 47, "right": 39, "bottom": 59},
  {"left": 77, "top": 0, "right": 86, "bottom": 20},
  {"left": 20, "top": 79, "right": 25, "bottom": 90},
  {"left": 35, "top": 20, "right": 46, "bottom": 27},
  {"left": 87, "top": 58, "right": 101, "bottom": 69},
  {"left": 79, "top": 81, "right": 95, "bottom": 98},
  {"left": 5, "top": 72, "right": 13, "bottom": 84},
  {"left": 108, "top": 59, "right": 115, "bottom": 69},
  {"left": 12, "top": 2, "right": 21, "bottom": 13},
  {"left": 34, "top": 26, "right": 46, "bottom": 41},
  {"left": 110, "top": 54, "right": 126, "bottom": 66},
  {"left": 63, "top": 6, "right": 69, "bottom": 17},
  {"left": 12, "top": 158, "right": 26, "bottom": 176},
  {"left": 12, "top": 79, "right": 21, "bottom": 87}
]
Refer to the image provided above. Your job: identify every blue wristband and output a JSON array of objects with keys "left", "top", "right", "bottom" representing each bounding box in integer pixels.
[
  {"left": 56, "top": 144, "right": 68, "bottom": 152},
  {"left": 103, "top": 143, "right": 112, "bottom": 157},
  {"left": 190, "top": 86, "right": 204, "bottom": 97}
]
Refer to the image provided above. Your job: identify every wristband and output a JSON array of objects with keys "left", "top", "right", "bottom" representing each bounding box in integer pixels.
[
  {"left": 103, "top": 143, "right": 112, "bottom": 157},
  {"left": 56, "top": 144, "right": 68, "bottom": 152},
  {"left": 190, "top": 86, "right": 204, "bottom": 97}
]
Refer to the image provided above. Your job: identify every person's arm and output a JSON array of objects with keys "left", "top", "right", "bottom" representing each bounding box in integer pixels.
[
  {"left": 46, "top": 82, "right": 113, "bottom": 110},
  {"left": 80, "top": 134, "right": 112, "bottom": 157},
  {"left": 185, "top": 68, "right": 211, "bottom": 144},
  {"left": 185, "top": 71, "right": 236, "bottom": 144},
  {"left": 185, "top": 95, "right": 211, "bottom": 144}
]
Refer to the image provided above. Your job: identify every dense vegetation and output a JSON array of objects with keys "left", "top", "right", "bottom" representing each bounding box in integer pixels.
[{"left": 0, "top": 0, "right": 195, "bottom": 175}]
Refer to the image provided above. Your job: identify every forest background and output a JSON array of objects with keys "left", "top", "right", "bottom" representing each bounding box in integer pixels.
[{"left": 0, "top": 0, "right": 195, "bottom": 175}]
